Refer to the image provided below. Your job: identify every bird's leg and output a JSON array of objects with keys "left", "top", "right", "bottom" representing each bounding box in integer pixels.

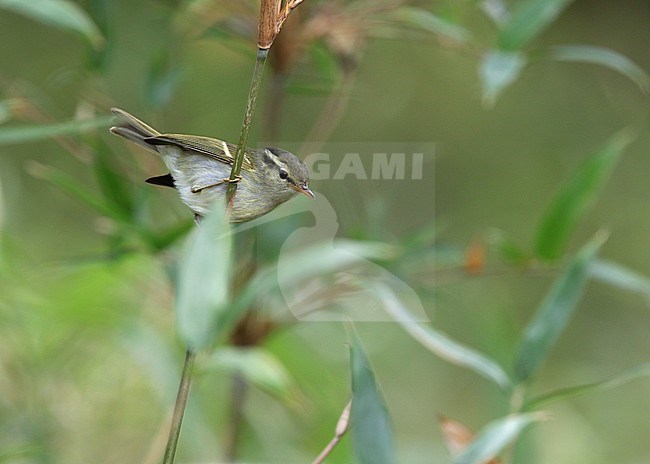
[
  {"left": 194, "top": 213, "right": 202, "bottom": 226},
  {"left": 191, "top": 180, "right": 225, "bottom": 193},
  {"left": 191, "top": 175, "right": 242, "bottom": 193}
]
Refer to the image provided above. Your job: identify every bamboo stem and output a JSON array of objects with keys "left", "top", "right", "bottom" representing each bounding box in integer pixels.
[
  {"left": 162, "top": 348, "right": 197, "bottom": 464},
  {"left": 225, "top": 0, "right": 307, "bottom": 214},
  {"left": 225, "top": 47, "right": 269, "bottom": 215}
]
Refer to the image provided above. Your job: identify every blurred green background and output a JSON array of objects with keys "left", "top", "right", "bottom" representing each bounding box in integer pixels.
[{"left": 1, "top": 1, "right": 649, "bottom": 463}]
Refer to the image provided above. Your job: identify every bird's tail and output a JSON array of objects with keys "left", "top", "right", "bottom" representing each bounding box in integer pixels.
[{"left": 109, "top": 108, "right": 161, "bottom": 152}]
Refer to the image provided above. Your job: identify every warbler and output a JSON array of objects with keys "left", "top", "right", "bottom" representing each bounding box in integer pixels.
[{"left": 109, "top": 108, "right": 314, "bottom": 222}]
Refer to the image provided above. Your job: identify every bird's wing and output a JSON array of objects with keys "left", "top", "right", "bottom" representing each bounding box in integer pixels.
[{"left": 145, "top": 134, "right": 254, "bottom": 170}]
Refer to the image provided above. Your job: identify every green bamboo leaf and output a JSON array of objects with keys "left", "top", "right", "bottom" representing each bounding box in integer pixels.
[
  {"left": 479, "top": 50, "right": 526, "bottom": 106},
  {"left": 0, "top": 116, "right": 111, "bottom": 146},
  {"left": 175, "top": 204, "right": 231, "bottom": 350},
  {"left": 498, "top": 0, "right": 574, "bottom": 50},
  {"left": 374, "top": 283, "right": 512, "bottom": 391},
  {"left": 525, "top": 363, "right": 650, "bottom": 410},
  {"left": 547, "top": 45, "right": 650, "bottom": 92},
  {"left": 92, "top": 140, "right": 135, "bottom": 220},
  {"left": 589, "top": 259, "right": 650, "bottom": 299},
  {"left": 207, "top": 347, "right": 298, "bottom": 403},
  {"left": 534, "top": 130, "right": 633, "bottom": 260},
  {"left": 452, "top": 413, "right": 546, "bottom": 464},
  {"left": 392, "top": 6, "right": 473, "bottom": 44},
  {"left": 350, "top": 333, "right": 396, "bottom": 464},
  {"left": 0, "top": 0, "right": 104, "bottom": 49},
  {"left": 514, "top": 233, "right": 606, "bottom": 383},
  {"left": 27, "top": 161, "right": 125, "bottom": 220}
]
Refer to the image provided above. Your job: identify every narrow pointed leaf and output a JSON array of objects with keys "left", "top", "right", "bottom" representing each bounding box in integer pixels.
[
  {"left": 452, "top": 413, "right": 545, "bottom": 464},
  {"left": 27, "top": 162, "right": 124, "bottom": 220},
  {"left": 176, "top": 204, "right": 231, "bottom": 349},
  {"left": 525, "top": 363, "right": 650, "bottom": 409},
  {"left": 548, "top": 45, "right": 650, "bottom": 93},
  {"left": 534, "top": 130, "right": 633, "bottom": 260},
  {"left": 514, "top": 234, "right": 605, "bottom": 383},
  {"left": 498, "top": 0, "right": 574, "bottom": 50},
  {"left": 479, "top": 50, "right": 526, "bottom": 106},
  {"left": 350, "top": 333, "right": 396, "bottom": 464},
  {"left": 374, "top": 283, "right": 512, "bottom": 391},
  {"left": 0, "top": 116, "right": 111, "bottom": 146},
  {"left": 393, "top": 6, "right": 472, "bottom": 44},
  {"left": 92, "top": 140, "right": 135, "bottom": 219},
  {"left": 0, "top": 0, "right": 104, "bottom": 49},
  {"left": 207, "top": 347, "right": 298, "bottom": 403},
  {"left": 589, "top": 259, "right": 650, "bottom": 299}
]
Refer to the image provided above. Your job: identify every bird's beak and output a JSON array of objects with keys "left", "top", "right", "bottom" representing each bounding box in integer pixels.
[{"left": 292, "top": 184, "right": 315, "bottom": 199}]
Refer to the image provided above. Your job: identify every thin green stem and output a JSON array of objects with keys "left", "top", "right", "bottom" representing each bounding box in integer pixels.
[
  {"left": 162, "top": 348, "right": 197, "bottom": 464},
  {"left": 225, "top": 48, "right": 270, "bottom": 212}
]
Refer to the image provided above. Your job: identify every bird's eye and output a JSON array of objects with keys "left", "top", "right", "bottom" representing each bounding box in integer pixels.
[{"left": 279, "top": 169, "right": 288, "bottom": 180}]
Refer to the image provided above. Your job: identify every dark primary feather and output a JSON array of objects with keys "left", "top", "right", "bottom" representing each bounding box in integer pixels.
[
  {"left": 146, "top": 173, "right": 175, "bottom": 188},
  {"left": 145, "top": 134, "right": 254, "bottom": 170}
]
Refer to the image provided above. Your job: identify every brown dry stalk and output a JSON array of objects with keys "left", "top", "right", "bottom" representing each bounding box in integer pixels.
[
  {"left": 258, "top": 0, "right": 305, "bottom": 49},
  {"left": 312, "top": 401, "right": 352, "bottom": 464}
]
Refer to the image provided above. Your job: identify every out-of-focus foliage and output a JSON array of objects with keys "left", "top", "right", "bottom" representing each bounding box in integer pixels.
[
  {"left": 0, "top": 0, "right": 104, "bottom": 48},
  {"left": 1, "top": 0, "right": 649, "bottom": 463},
  {"left": 350, "top": 333, "right": 396, "bottom": 464},
  {"left": 534, "top": 131, "right": 632, "bottom": 260},
  {"left": 175, "top": 200, "right": 231, "bottom": 350},
  {"left": 515, "top": 233, "right": 605, "bottom": 383},
  {"left": 452, "top": 413, "right": 546, "bottom": 464}
]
